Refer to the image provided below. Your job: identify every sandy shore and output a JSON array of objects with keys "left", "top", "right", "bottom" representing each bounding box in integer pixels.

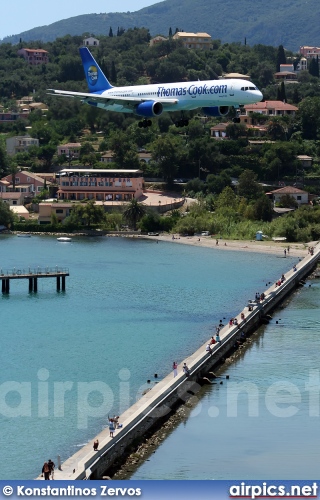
[{"left": 144, "top": 234, "right": 315, "bottom": 258}]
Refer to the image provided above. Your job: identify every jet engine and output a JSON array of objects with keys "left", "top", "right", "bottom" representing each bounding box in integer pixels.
[
  {"left": 135, "top": 101, "right": 163, "bottom": 117},
  {"left": 202, "top": 106, "right": 229, "bottom": 117}
]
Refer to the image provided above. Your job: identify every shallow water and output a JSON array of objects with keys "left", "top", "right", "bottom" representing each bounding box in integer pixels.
[
  {"left": 0, "top": 234, "right": 299, "bottom": 479},
  {"left": 130, "top": 280, "right": 320, "bottom": 479}
]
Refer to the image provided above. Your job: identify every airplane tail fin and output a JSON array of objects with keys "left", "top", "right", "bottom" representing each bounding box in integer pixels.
[{"left": 79, "top": 47, "right": 113, "bottom": 93}]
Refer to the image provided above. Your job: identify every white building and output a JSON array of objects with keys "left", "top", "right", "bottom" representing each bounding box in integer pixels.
[
  {"left": 6, "top": 136, "right": 39, "bottom": 155},
  {"left": 83, "top": 37, "right": 99, "bottom": 47}
]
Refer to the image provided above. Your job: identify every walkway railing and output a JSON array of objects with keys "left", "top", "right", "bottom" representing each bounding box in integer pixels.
[{"left": 0, "top": 267, "right": 69, "bottom": 277}]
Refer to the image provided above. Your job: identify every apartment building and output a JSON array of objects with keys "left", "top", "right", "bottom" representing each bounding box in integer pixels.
[{"left": 56, "top": 168, "right": 143, "bottom": 202}]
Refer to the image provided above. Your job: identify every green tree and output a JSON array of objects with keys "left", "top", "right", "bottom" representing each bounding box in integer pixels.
[
  {"left": 237, "top": 169, "right": 264, "bottom": 202},
  {"left": 298, "top": 97, "right": 320, "bottom": 140},
  {"left": 216, "top": 186, "right": 238, "bottom": 210},
  {"left": 151, "top": 135, "right": 180, "bottom": 186},
  {"left": 0, "top": 199, "right": 15, "bottom": 227},
  {"left": 276, "top": 45, "right": 286, "bottom": 72},
  {"left": 276, "top": 81, "right": 287, "bottom": 102},
  {"left": 309, "top": 56, "right": 319, "bottom": 77},
  {"left": 123, "top": 198, "right": 147, "bottom": 230},
  {"left": 253, "top": 196, "right": 273, "bottom": 221}
]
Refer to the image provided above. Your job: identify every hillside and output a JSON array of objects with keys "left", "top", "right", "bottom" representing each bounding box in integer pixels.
[{"left": 1, "top": 0, "right": 320, "bottom": 50}]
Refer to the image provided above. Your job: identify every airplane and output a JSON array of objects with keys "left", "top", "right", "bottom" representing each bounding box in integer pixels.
[{"left": 48, "top": 47, "right": 263, "bottom": 128}]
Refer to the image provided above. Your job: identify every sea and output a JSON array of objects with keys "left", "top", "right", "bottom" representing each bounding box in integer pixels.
[{"left": 0, "top": 234, "right": 316, "bottom": 480}]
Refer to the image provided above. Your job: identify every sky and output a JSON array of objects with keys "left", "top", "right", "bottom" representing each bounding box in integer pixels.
[{"left": 0, "top": 0, "right": 157, "bottom": 40}]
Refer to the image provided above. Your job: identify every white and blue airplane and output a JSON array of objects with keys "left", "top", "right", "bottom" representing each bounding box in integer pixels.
[{"left": 48, "top": 47, "right": 263, "bottom": 128}]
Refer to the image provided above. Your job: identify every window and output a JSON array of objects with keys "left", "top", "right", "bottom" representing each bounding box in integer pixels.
[
  {"left": 56, "top": 209, "right": 63, "bottom": 214},
  {"left": 297, "top": 196, "right": 301, "bottom": 201},
  {"left": 12, "top": 200, "right": 17, "bottom": 205}
]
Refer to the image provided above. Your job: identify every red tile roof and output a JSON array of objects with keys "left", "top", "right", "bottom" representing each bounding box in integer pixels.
[
  {"left": 270, "top": 186, "right": 307, "bottom": 195},
  {"left": 245, "top": 101, "right": 298, "bottom": 112}
]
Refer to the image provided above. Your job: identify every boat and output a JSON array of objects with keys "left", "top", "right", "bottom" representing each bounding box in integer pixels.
[
  {"left": 57, "top": 237, "right": 72, "bottom": 242},
  {"left": 17, "top": 233, "right": 31, "bottom": 237}
]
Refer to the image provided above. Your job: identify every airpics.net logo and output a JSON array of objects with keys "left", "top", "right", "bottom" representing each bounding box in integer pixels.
[{"left": 87, "top": 65, "right": 98, "bottom": 85}]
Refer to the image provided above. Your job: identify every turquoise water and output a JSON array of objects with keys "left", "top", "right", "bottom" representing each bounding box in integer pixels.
[
  {"left": 0, "top": 235, "right": 298, "bottom": 479},
  {"left": 130, "top": 280, "right": 320, "bottom": 480}
]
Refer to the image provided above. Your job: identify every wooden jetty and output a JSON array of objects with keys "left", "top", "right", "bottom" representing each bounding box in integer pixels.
[{"left": 0, "top": 267, "right": 69, "bottom": 294}]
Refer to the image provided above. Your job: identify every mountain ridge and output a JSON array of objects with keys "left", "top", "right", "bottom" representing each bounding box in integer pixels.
[{"left": 1, "top": 0, "right": 319, "bottom": 51}]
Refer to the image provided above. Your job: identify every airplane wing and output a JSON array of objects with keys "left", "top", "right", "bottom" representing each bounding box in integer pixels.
[{"left": 47, "top": 89, "right": 178, "bottom": 108}]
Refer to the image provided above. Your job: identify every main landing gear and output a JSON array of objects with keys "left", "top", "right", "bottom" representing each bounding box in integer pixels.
[
  {"left": 233, "top": 108, "right": 241, "bottom": 123},
  {"left": 138, "top": 119, "right": 152, "bottom": 128},
  {"left": 175, "top": 118, "right": 189, "bottom": 127}
]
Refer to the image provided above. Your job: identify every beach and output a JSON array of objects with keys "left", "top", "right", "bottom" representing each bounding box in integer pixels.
[{"left": 145, "top": 234, "right": 312, "bottom": 257}]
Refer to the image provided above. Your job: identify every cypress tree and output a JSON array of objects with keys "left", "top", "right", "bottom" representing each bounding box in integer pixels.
[
  {"left": 169, "top": 27, "right": 172, "bottom": 38},
  {"left": 309, "top": 56, "right": 319, "bottom": 77},
  {"left": 276, "top": 45, "right": 286, "bottom": 72},
  {"left": 111, "top": 61, "right": 117, "bottom": 84},
  {"left": 109, "top": 27, "right": 113, "bottom": 37}
]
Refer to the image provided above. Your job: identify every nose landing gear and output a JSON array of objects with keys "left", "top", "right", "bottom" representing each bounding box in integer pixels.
[
  {"left": 233, "top": 107, "right": 242, "bottom": 123},
  {"left": 175, "top": 119, "right": 189, "bottom": 127}
]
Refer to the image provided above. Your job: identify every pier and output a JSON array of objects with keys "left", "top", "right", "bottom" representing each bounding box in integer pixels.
[
  {"left": 1, "top": 267, "right": 69, "bottom": 294},
  {"left": 37, "top": 244, "right": 320, "bottom": 480}
]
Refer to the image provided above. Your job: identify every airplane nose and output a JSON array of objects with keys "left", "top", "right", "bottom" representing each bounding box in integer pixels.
[{"left": 257, "top": 90, "right": 263, "bottom": 101}]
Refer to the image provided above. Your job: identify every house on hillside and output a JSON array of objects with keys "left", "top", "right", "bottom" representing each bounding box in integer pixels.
[
  {"left": 57, "top": 143, "right": 81, "bottom": 158},
  {"left": 220, "top": 73, "right": 251, "bottom": 80},
  {"left": 266, "top": 186, "right": 309, "bottom": 206},
  {"left": 299, "top": 46, "right": 320, "bottom": 60},
  {"left": 149, "top": 35, "right": 167, "bottom": 46},
  {"left": 0, "top": 192, "right": 24, "bottom": 205},
  {"left": 297, "top": 155, "right": 313, "bottom": 169},
  {"left": 83, "top": 37, "right": 99, "bottom": 47},
  {"left": 6, "top": 136, "right": 39, "bottom": 155},
  {"left": 274, "top": 64, "right": 297, "bottom": 82},
  {"left": 210, "top": 123, "right": 229, "bottom": 139},
  {"left": 17, "top": 48, "right": 48, "bottom": 65},
  {"left": 100, "top": 150, "right": 152, "bottom": 164},
  {"left": 173, "top": 32, "right": 212, "bottom": 50},
  {"left": 242, "top": 101, "right": 298, "bottom": 118},
  {"left": 1, "top": 171, "right": 48, "bottom": 196}
]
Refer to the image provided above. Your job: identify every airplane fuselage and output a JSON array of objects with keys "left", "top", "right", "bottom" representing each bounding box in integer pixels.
[{"left": 91, "top": 79, "right": 262, "bottom": 114}]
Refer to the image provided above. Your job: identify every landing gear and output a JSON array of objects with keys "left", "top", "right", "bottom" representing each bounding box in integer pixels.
[
  {"left": 233, "top": 107, "right": 241, "bottom": 123},
  {"left": 175, "top": 119, "right": 189, "bottom": 127},
  {"left": 138, "top": 119, "right": 152, "bottom": 128}
]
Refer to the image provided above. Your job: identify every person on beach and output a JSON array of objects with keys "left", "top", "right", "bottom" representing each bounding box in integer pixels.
[
  {"left": 229, "top": 318, "right": 233, "bottom": 328},
  {"left": 93, "top": 439, "right": 99, "bottom": 451},
  {"left": 241, "top": 312, "right": 246, "bottom": 321},
  {"left": 109, "top": 418, "right": 115, "bottom": 438},
  {"left": 173, "top": 361, "right": 178, "bottom": 377},
  {"left": 210, "top": 336, "right": 216, "bottom": 345},
  {"left": 183, "top": 363, "right": 190, "bottom": 376},
  {"left": 42, "top": 461, "right": 50, "bottom": 480},
  {"left": 216, "top": 333, "right": 221, "bottom": 343},
  {"left": 48, "top": 459, "right": 55, "bottom": 480},
  {"left": 284, "top": 249, "right": 287, "bottom": 258},
  {"left": 216, "top": 239, "right": 219, "bottom": 245}
]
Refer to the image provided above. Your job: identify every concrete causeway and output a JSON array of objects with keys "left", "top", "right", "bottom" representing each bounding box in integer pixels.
[{"left": 37, "top": 243, "right": 320, "bottom": 480}]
